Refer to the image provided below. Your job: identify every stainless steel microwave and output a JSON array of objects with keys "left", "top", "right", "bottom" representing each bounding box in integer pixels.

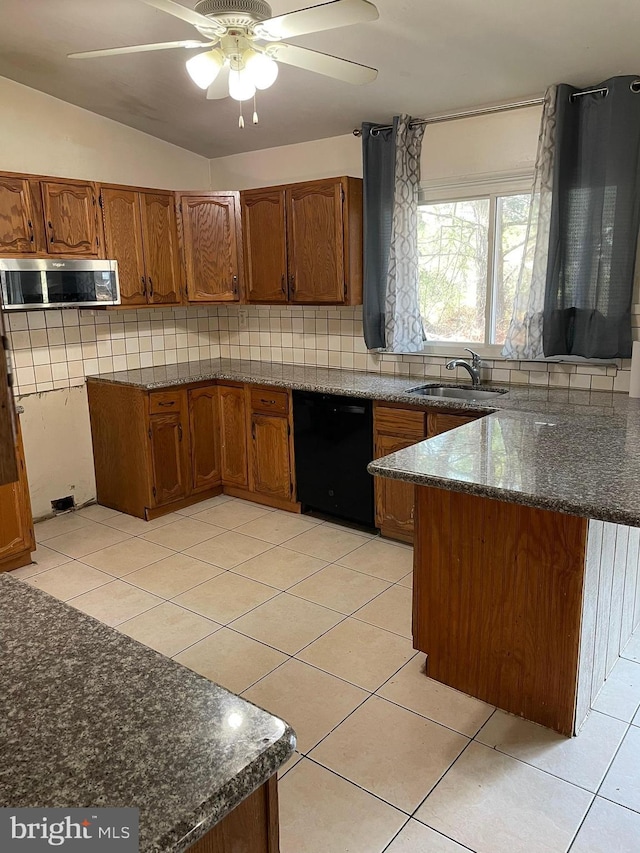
[{"left": 0, "top": 259, "right": 120, "bottom": 311}]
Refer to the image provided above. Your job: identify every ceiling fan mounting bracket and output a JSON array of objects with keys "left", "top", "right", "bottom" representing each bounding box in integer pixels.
[{"left": 194, "top": 0, "right": 273, "bottom": 28}]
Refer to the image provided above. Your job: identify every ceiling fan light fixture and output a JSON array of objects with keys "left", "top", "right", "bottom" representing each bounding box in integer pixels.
[
  {"left": 228, "top": 67, "right": 256, "bottom": 101},
  {"left": 245, "top": 50, "right": 278, "bottom": 90},
  {"left": 186, "top": 48, "right": 224, "bottom": 89}
]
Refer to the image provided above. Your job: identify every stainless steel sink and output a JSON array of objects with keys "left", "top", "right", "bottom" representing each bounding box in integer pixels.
[{"left": 407, "top": 383, "right": 509, "bottom": 401}]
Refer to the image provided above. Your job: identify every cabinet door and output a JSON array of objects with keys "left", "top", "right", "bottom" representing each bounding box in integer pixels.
[
  {"left": 189, "top": 386, "right": 221, "bottom": 493},
  {"left": 41, "top": 181, "right": 99, "bottom": 256},
  {"left": 241, "top": 188, "right": 288, "bottom": 303},
  {"left": 140, "top": 192, "right": 182, "bottom": 305},
  {"left": 0, "top": 176, "right": 36, "bottom": 255},
  {"left": 100, "top": 187, "right": 147, "bottom": 306},
  {"left": 149, "top": 411, "right": 189, "bottom": 506},
  {"left": 287, "top": 179, "right": 345, "bottom": 304},
  {"left": 374, "top": 432, "right": 417, "bottom": 542},
  {"left": 0, "top": 418, "right": 34, "bottom": 564},
  {"left": 180, "top": 195, "right": 240, "bottom": 303},
  {"left": 219, "top": 385, "right": 248, "bottom": 488},
  {"left": 251, "top": 413, "right": 292, "bottom": 500},
  {"left": 428, "top": 412, "right": 478, "bottom": 437}
]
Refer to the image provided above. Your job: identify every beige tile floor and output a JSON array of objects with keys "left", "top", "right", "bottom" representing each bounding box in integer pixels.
[{"left": 13, "top": 495, "right": 640, "bottom": 853}]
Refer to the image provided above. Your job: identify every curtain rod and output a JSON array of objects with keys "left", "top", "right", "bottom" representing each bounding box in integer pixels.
[
  {"left": 352, "top": 97, "right": 545, "bottom": 137},
  {"left": 353, "top": 84, "right": 636, "bottom": 137}
]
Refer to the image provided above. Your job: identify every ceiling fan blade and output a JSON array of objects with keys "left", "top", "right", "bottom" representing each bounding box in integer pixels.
[
  {"left": 140, "top": 0, "right": 216, "bottom": 30},
  {"left": 268, "top": 43, "right": 377, "bottom": 85},
  {"left": 68, "top": 40, "right": 211, "bottom": 59},
  {"left": 256, "top": 0, "right": 378, "bottom": 40},
  {"left": 206, "top": 66, "right": 231, "bottom": 99}
]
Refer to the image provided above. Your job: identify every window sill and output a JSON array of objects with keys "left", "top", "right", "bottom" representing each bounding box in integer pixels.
[{"left": 378, "top": 344, "right": 622, "bottom": 367}]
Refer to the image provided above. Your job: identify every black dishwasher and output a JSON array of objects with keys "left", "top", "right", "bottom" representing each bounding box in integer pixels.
[{"left": 293, "top": 390, "right": 374, "bottom": 527}]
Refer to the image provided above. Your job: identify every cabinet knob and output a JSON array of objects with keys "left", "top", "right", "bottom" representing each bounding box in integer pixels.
[
  {"left": 289, "top": 274, "right": 295, "bottom": 292},
  {"left": 148, "top": 277, "right": 154, "bottom": 298},
  {"left": 232, "top": 275, "right": 238, "bottom": 296},
  {"left": 141, "top": 276, "right": 147, "bottom": 297}
]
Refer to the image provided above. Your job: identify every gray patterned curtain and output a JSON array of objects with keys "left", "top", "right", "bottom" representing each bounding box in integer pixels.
[
  {"left": 502, "top": 87, "right": 557, "bottom": 360},
  {"left": 362, "top": 114, "right": 426, "bottom": 352}
]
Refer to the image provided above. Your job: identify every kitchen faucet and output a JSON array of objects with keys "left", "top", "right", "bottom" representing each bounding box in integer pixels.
[{"left": 446, "top": 349, "right": 482, "bottom": 389}]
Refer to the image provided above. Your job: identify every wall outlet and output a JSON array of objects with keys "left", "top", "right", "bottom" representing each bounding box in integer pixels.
[{"left": 238, "top": 308, "right": 248, "bottom": 330}]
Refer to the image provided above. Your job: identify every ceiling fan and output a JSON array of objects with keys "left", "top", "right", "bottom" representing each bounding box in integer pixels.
[{"left": 69, "top": 0, "right": 379, "bottom": 127}]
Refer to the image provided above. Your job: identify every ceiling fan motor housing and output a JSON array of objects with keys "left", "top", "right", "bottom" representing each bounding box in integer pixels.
[{"left": 194, "top": 0, "right": 273, "bottom": 28}]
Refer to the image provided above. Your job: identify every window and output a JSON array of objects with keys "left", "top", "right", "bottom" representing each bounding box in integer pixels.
[{"left": 417, "top": 189, "right": 532, "bottom": 349}]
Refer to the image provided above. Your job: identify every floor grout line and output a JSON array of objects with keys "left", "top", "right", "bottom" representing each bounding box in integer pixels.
[{"left": 25, "top": 503, "right": 640, "bottom": 853}]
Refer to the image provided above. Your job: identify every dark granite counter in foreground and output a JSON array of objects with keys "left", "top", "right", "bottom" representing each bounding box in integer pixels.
[{"left": 0, "top": 575, "right": 295, "bottom": 853}]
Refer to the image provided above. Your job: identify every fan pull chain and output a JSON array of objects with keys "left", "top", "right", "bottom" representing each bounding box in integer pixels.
[
  {"left": 239, "top": 99, "right": 245, "bottom": 129},
  {"left": 253, "top": 93, "right": 259, "bottom": 125}
]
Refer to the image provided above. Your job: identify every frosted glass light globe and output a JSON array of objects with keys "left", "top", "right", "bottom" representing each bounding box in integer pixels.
[
  {"left": 228, "top": 68, "right": 256, "bottom": 101},
  {"left": 186, "top": 49, "right": 224, "bottom": 89},
  {"left": 246, "top": 51, "right": 279, "bottom": 90}
]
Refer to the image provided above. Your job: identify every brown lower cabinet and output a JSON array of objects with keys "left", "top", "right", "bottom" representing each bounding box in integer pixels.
[
  {"left": 0, "top": 416, "right": 35, "bottom": 572},
  {"left": 87, "top": 379, "right": 299, "bottom": 519},
  {"left": 188, "top": 776, "right": 279, "bottom": 853},
  {"left": 374, "top": 403, "right": 483, "bottom": 543}
]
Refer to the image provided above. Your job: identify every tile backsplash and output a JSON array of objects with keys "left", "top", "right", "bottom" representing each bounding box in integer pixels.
[
  {"left": 216, "top": 305, "right": 632, "bottom": 394},
  {"left": 7, "top": 307, "right": 220, "bottom": 396},
  {"left": 7, "top": 303, "right": 634, "bottom": 397}
]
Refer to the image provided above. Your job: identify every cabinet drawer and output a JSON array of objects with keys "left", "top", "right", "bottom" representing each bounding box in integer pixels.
[
  {"left": 250, "top": 387, "right": 289, "bottom": 415},
  {"left": 375, "top": 405, "right": 425, "bottom": 440},
  {"left": 149, "top": 390, "right": 184, "bottom": 414}
]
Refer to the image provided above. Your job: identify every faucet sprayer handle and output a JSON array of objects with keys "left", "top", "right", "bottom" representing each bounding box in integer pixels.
[{"left": 464, "top": 348, "right": 482, "bottom": 367}]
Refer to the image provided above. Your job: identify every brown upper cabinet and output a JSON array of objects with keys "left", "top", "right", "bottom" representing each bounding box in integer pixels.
[
  {"left": 41, "top": 180, "right": 100, "bottom": 256},
  {"left": 241, "top": 177, "right": 363, "bottom": 306},
  {"left": 139, "top": 192, "right": 182, "bottom": 305},
  {"left": 0, "top": 171, "right": 100, "bottom": 258},
  {"left": 0, "top": 176, "right": 38, "bottom": 255},
  {"left": 178, "top": 193, "right": 242, "bottom": 304},
  {"left": 241, "top": 188, "right": 288, "bottom": 304},
  {"left": 100, "top": 186, "right": 182, "bottom": 307}
]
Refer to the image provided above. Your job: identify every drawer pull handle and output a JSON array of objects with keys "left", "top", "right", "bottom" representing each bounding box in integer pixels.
[
  {"left": 157, "top": 401, "right": 175, "bottom": 407},
  {"left": 260, "top": 399, "right": 277, "bottom": 405}
]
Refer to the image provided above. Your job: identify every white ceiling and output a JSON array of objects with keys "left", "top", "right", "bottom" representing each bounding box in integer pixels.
[{"left": 1, "top": 0, "right": 640, "bottom": 159}]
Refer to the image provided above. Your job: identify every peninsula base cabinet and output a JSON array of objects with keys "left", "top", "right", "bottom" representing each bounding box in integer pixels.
[
  {"left": 87, "top": 379, "right": 299, "bottom": 519},
  {"left": 0, "top": 417, "right": 35, "bottom": 573},
  {"left": 373, "top": 405, "right": 482, "bottom": 543},
  {"left": 186, "top": 776, "right": 280, "bottom": 853}
]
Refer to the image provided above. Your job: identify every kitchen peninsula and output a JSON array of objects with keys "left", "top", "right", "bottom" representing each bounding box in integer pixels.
[
  {"left": 370, "top": 406, "right": 640, "bottom": 736},
  {"left": 0, "top": 575, "right": 295, "bottom": 852}
]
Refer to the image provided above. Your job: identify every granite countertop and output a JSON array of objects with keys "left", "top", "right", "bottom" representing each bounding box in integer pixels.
[
  {"left": 368, "top": 407, "right": 640, "bottom": 527},
  {"left": 87, "top": 357, "right": 640, "bottom": 526},
  {"left": 0, "top": 576, "right": 295, "bottom": 853},
  {"left": 87, "top": 357, "right": 635, "bottom": 417}
]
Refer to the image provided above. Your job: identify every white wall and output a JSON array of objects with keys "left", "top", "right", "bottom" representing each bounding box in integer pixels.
[
  {"left": 208, "top": 105, "right": 543, "bottom": 191},
  {"left": 0, "top": 76, "right": 210, "bottom": 188},
  {"left": 209, "top": 133, "right": 363, "bottom": 189},
  {"left": 0, "top": 76, "right": 211, "bottom": 518}
]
